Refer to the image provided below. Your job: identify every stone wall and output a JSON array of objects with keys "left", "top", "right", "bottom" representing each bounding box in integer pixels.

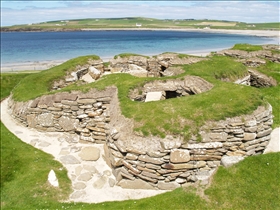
[
  {"left": 8, "top": 90, "right": 273, "bottom": 190},
  {"left": 104, "top": 104, "right": 273, "bottom": 190},
  {"left": 8, "top": 87, "right": 117, "bottom": 144}
]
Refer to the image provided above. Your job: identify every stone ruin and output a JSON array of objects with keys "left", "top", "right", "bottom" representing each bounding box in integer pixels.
[
  {"left": 6, "top": 46, "right": 277, "bottom": 190},
  {"left": 8, "top": 88, "right": 274, "bottom": 190},
  {"left": 129, "top": 76, "right": 214, "bottom": 102},
  {"left": 51, "top": 53, "right": 206, "bottom": 91}
]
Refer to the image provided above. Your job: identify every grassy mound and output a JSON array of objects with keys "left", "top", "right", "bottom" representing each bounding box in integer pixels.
[{"left": 10, "top": 54, "right": 269, "bottom": 138}]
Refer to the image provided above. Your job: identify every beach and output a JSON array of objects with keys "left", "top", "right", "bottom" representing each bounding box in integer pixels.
[{"left": 1, "top": 29, "right": 279, "bottom": 73}]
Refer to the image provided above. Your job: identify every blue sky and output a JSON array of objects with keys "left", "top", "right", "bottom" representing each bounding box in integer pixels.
[{"left": 1, "top": 1, "right": 279, "bottom": 26}]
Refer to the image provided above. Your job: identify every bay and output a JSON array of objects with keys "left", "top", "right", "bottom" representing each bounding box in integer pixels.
[{"left": 0, "top": 30, "right": 277, "bottom": 66}]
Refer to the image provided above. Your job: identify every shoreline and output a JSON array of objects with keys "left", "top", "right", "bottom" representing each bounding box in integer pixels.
[
  {"left": 1, "top": 28, "right": 279, "bottom": 73},
  {"left": 0, "top": 51, "right": 212, "bottom": 73},
  {"left": 81, "top": 28, "right": 280, "bottom": 38}
]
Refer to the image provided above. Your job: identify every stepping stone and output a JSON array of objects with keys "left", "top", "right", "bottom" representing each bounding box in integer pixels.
[
  {"left": 73, "top": 182, "right": 86, "bottom": 190},
  {"left": 77, "top": 172, "right": 92, "bottom": 182},
  {"left": 60, "top": 155, "right": 80, "bottom": 164},
  {"left": 70, "top": 190, "right": 86, "bottom": 199},
  {"left": 93, "top": 176, "right": 107, "bottom": 189},
  {"left": 83, "top": 165, "right": 98, "bottom": 174},
  {"left": 59, "top": 148, "right": 70, "bottom": 155},
  {"left": 78, "top": 147, "right": 100, "bottom": 161},
  {"left": 109, "top": 178, "right": 115, "bottom": 187},
  {"left": 38, "top": 141, "right": 51, "bottom": 147},
  {"left": 30, "top": 139, "right": 39, "bottom": 146},
  {"left": 15, "top": 131, "right": 23, "bottom": 134},
  {"left": 103, "top": 170, "right": 111, "bottom": 176},
  {"left": 75, "top": 166, "right": 83, "bottom": 176}
]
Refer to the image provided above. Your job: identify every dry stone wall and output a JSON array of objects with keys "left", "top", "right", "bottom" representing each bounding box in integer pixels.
[
  {"left": 8, "top": 89, "right": 273, "bottom": 190},
  {"left": 8, "top": 88, "right": 117, "bottom": 144},
  {"left": 103, "top": 104, "right": 273, "bottom": 190}
]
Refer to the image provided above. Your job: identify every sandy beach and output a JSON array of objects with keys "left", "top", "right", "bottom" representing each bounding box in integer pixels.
[{"left": 1, "top": 29, "right": 279, "bottom": 73}]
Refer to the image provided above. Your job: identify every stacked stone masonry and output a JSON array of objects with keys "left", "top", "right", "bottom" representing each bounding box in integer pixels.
[{"left": 8, "top": 89, "right": 273, "bottom": 190}]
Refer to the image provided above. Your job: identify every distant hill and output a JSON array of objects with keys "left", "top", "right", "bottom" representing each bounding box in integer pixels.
[{"left": 1, "top": 17, "right": 279, "bottom": 32}]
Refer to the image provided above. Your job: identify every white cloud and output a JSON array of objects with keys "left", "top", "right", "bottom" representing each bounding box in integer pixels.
[{"left": 1, "top": 1, "right": 279, "bottom": 26}]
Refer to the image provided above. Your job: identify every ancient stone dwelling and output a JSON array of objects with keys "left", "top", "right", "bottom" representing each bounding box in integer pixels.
[{"left": 7, "top": 48, "right": 276, "bottom": 190}]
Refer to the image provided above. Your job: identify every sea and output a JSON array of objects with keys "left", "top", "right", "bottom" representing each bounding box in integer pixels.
[{"left": 0, "top": 30, "right": 277, "bottom": 67}]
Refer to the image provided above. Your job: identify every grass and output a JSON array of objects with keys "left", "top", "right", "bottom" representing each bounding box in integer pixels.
[
  {"left": 2, "top": 17, "right": 279, "bottom": 31},
  {"left": 114, "top": 53, "right": 150, "bottom": 59},
  {"left": 231, "top": 43, "right": 263, "bottom": 52},
  {"left": 12, "top": 55, "right": 100, "bottom": 101},
  {"left": 0, "top": 73, "right": 30, "bottom": 100},
  {"left": 205, "top": 152, "right": 280, "bottom": 209},
  {"left": 1, "top": 64, "right": 279, "bottom": 209}
]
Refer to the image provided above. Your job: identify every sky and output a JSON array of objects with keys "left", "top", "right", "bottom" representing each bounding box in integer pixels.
[{"left": 1, "top": 1, "right": 279, "bottom": 26}]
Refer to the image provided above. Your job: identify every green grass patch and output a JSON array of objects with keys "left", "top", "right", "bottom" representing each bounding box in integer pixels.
[
  {"left": 12, "top": 55, "right": 100, "bottom": 101},
  {"left": 231, "top": 43, "right": 263, "bottom": 52},
  {"left": 0, "top": 73, "right": 31, "bottom": 100},
  {"left": 206, "top": 152, "right": 280, "bottom": 209},
  {"left": 0, "top": 123, "right": 72, "bottom": 209},
  {"left": 114, "top": 53, "right": 149, "bottom": 59},
  {"left": 256, "top": 61, "right": 280, "bottom": 128}
]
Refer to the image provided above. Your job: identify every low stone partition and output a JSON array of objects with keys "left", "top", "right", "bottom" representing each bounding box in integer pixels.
[
  {"left": 104, "top": 104, "right": 273, "bottom": 190},
  {"left": 8, "top": 87, "right": 117, "bottom": 144},
  {"left": 8, "top": 89, "right": 273, "bottom": 190}
]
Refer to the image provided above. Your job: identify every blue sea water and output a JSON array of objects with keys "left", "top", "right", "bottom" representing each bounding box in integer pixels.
[{"left": 0, "top": 30, "right": 277, "bottom": 65}]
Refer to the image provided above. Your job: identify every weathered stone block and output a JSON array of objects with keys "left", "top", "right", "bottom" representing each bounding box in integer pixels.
[
  {"left": 244, "top": 132, "right": 257, "bottom": 141},
  {"left": 157, "top": 181, "right": 180, "bottom": 190},
  {"left": 138, "top": 155, "right": 164, "bottom": 165},
  {"left": 170, "top": 149, "right": 190, "bottom": 163},
  {"left": 221, "top": 156, "right": 244, "bottom": 167},
  {"left": 37, "top": 113, "right": 54, "bottom": 127},
  {"left": 78, "top": 147, "right": 100, "bottom": 161},
  {"left": 162, "top": 161, "right": 206, "bottom": 170}
]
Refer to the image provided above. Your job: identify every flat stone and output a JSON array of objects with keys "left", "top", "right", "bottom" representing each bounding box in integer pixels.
[
  {"left": 109, "top": 178, "right": 115, "bottom": 187},
  {"left": 38, "top": 141, "right": 51, "bottom": 147},
  {"left": 138, "top": 155, "right": 164, "bottom": 165},
  {"left": 182, "top": 142, "right": 223, "bottom": 149},
  {"left": 37, "top": 113, "right": 54, "bottom": 127},
  {"left": 77, "top": 172, "right": 92, "bottom": 181},
  {"left": 59, "top": 116, "right": 79, "bottom": 131},
  {"left": 244, "top": 132, "right": 257, "bottom": 141},
  {"left": 70, "top": 190, "right": 86, "bottom": 199},
  {"left": 93, "top": 176, "right": 107, "bottom": 189},
  {"left": 73, "top": 182, "right": 86, "bottom": 190},
  {"left": 162, "top": 161, "right": 206, "bottom": 170},
  {"left": 221, "top": 156, "right": 244, "bottom": 168},
  {"left": 117, "top": 178, "right": 155, "bottom": 189},
  {"left": 157, "top": 181, "right": 180, "bottom": 190},
  {"left": 83, "top": 165, "right": 98, "bottom": 174},
  {"left": 60, "top": 155, "right": 81, "bottom": 164},
  {"left": 78, "top": 147, "right": 100, "bottom": 161},
  {"left": 170, "top": 149, "right": 190, "bottom": 163},
  {"left": 75, "top": 166, "right": 83, "bottom": 176},
  {"left": 145, "top": 91, "right": 162, "bottom": 102}
]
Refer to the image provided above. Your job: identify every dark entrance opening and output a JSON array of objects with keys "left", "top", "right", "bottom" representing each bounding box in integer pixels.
[
  {"left": 165, "top": 91, "right": 181, "bottom": 99},
  {"left": 161, "top": 66, "right": 167, "bottom": 71}
]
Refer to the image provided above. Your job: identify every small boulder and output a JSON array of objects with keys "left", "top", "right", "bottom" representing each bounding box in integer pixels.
[
  {"left": 48, "top": 169, "right": 59, "bottom": 187},
  {"left": 78, "top": 147, "right": 100, "bottom": 161},
  {"left": 221, "top": 156, "right": 244, "bottom": 168}
]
